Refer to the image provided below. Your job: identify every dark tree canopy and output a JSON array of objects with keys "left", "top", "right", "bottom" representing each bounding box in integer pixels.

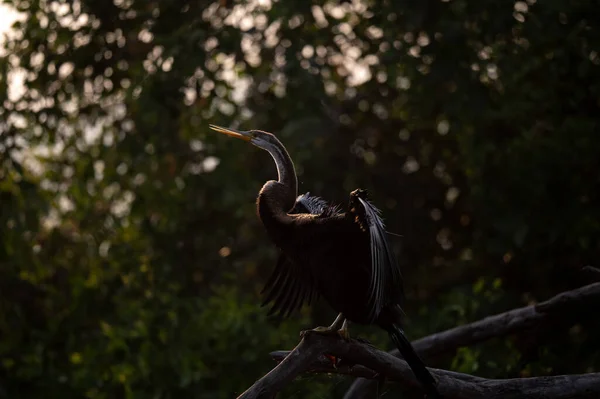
[{"left": 0, "top": 0, "right": 598, "bottom": 398}]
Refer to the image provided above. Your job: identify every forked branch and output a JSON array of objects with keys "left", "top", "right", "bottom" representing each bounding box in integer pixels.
[
  {"left": 239, "top": 333, "right": 600, "bottom": 399},
  {"left": 237, "top": 283, "right": 600, "bottom": 399}
]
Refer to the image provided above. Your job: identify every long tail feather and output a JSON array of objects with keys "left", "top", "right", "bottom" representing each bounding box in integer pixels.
[{"left": 387, "top": 324, "right": 441, "bottom": 398}]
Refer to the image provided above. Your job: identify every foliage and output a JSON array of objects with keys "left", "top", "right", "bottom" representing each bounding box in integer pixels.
[{"left": 1, "top": 0, "right": 599, "bottom": 398}]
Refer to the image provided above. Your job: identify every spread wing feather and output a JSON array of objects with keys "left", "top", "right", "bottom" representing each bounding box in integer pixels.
[
  {"left": 357, "top": 197, "right": 403, "bottom": 322},
  {"left": 261, "top": 192, "right": 339, "bottom": 318}
]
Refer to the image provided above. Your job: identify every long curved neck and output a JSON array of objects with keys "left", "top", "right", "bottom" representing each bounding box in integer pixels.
[
  {"left": 256, "top": 139, "right": 298, "bottom": 248},
  {"left": 271, "top": 140, "right": 298, "bottom": 204},
  {"left": 264, "top": 139, "right": 298, "bottom": 211}
]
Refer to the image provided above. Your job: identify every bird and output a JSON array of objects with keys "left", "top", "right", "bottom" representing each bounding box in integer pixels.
[{"left": 209, "top": 124, "right": 441, "bottom": 398}]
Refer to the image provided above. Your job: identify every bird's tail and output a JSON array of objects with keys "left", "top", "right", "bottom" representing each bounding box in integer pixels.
[{"left": 387, "top": 324, "right": 441, "bottom": 399}]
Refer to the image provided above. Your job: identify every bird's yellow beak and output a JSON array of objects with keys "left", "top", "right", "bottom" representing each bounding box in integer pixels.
[{"left": 208, "top": 124, "right": 252, "bottom": 142}]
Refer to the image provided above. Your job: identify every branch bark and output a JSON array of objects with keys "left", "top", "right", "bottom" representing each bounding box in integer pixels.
[
  {"left": 240, "top": 332, "right": 600, "bottom": 399},
  {"left": 237, "top": 283, "right": 600, "bottom": 399},
  {"left": 236, "top": 338, "right": 320, "bottom": 399},
  {"left": 344, "top": 282, "right": 600, "bottom": 398}
]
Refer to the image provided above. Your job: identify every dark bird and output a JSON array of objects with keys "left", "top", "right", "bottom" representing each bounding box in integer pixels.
[{"left": 209, "top": 124, "right": 441, "bottom": 398}]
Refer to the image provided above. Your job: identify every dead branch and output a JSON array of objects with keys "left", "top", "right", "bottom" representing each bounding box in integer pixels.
[
  {"left": 236, "top": 338, "right": 319, "bottom": 399},
  {"left": 240, "top": 332, "right": 600, "bottom": 399},
  {"left": 344, "top": 282, "right": 600, "bottom": 398},
  {"left": 238, "top": 283, "right": 600, "bottom": 399},
  {"left": 269, "top": 350, "right": 380, "bottom": 380}
]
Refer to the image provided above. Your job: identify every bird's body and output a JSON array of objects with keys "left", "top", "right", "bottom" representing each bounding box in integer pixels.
[
  {"left": 209, "top": 124, "right": 441, "bottom": 398},
  {"left": 258, "top": 184, "right": 395, "bottom": 326}
]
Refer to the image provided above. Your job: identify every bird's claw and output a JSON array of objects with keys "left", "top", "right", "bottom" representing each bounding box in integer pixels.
[
  {"left": 301, "top": 314, "right": 349, "bottom": 340},
  {"left": 300, "top": 326, "right": 338, "bottom": 337}
]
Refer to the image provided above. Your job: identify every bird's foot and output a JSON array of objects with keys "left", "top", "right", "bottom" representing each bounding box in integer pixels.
[
  {"left": 301, "top": 322, "right": 350, "bottom": 340},
  {"left": 300, "top": 313, "right": 347, "bottom": 338},
  {"left": 300, "top": 325, "right": 339, "bottom": 338}
]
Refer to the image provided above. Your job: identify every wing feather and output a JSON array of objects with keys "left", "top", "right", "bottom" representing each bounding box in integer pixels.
[
  {"left": 273, "top": 275, "right": 298, "bottom": 317},
  {"left": 357, "top": 197, "right": 403, "bottom": 322},
  {"left": 261, "top": 192, "right": 337, "bottom": 318},
  {"left": 292, "top": 192, "right": 329, "bottom": 214},
  {"left": 260, "top": 253, "right": 286, "bottom": 297},
  {"left": 264, "top": 259, "right": 294, "bottom": 315}
]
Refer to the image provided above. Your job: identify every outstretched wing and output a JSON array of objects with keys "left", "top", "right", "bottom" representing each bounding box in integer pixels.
[
  {"left": 260, "top": 253, "right": 318, "bottom": 318},
  {"left": 261, "top": 192, "right": 337, "bottom": 318},
  {"left": 355, "top": 196, "right": 403, "bottom": 322}
]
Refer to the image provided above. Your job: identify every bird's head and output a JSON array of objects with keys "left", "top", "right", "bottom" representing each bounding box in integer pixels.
[
  {"left": 209, "top": 123, "right": 298, "bottom": 203},
  {"left": 208, "top": 124, "right": 280, "bottom": 153}
]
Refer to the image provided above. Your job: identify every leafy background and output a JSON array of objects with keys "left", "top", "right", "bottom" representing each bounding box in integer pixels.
[{"left": 1, "top": 0, "right": 599, "bottom": 398}]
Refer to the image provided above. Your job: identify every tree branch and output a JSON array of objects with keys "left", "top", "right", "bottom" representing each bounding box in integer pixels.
[
  {"left": 269, "top": 350, "right": 482, "bottom": 382},
  {"left": 238, "top": 283, "right": 600, "bottom": 399},
  {"left": 241, "top": 332, "right": 600, "bottom": 399},
  {"left": 236, "top": 338, "right": 323, "bottom": 399},
  {"left": 269, "top": 350, "right": 380, "bottom": 380},
  {"left": 344, "top": 282, "right": 600, "bottom": 398}
]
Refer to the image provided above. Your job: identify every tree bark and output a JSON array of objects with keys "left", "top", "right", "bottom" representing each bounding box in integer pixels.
[
  {"left": 345, "top": 282, "right": 600, "bottom": 398},
  {"left": 237, "top": 282, "right": 600, "bottom": 399},
  {"left": 240, "top": 333, "right": 600, "bottom": 399}
]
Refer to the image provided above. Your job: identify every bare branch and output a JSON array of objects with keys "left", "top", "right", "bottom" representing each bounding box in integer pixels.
[
  {"left": 269, "top": 350, "right": 483, "bottom": 383},
  {"left": 245, "top": 333, "right": 600, "bottom": 399},
  {"left": 345, "top": 282, "right": 600, "bottom": 399},
  {"left": 270, "top": 350, "right": 380, "bottom": 380},
  {"left": 236, "top": 338, "right": 325, "bottom": 399}
]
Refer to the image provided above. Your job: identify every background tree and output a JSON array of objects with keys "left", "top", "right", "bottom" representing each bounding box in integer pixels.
[{"left": 0, "top": 0, "right": 598, "bottom": 398}]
